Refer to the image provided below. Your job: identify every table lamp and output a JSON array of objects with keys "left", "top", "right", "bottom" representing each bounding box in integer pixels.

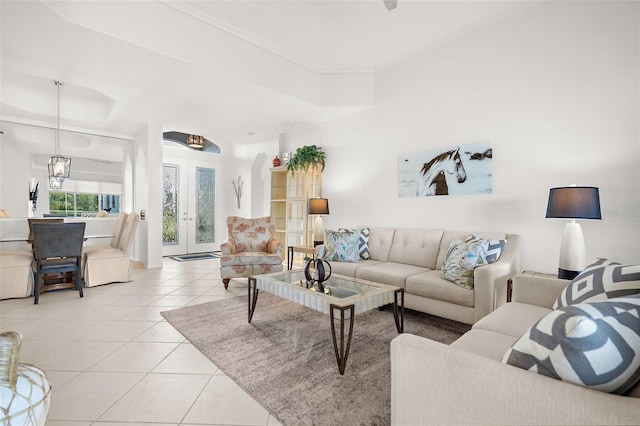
[
  {"left": 308, "top": 198, "right": 329, "bottom": 247},
  {"left": 545, "top": 186, "right": 601, "bottom": 280}
]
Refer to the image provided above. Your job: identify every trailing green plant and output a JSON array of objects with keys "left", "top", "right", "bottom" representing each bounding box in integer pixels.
[{"left": 286, "top": 145, "right": 326, "bottom": 173}]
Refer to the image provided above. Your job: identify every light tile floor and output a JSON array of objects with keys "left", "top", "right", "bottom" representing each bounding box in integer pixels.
[{"left": 0, "top": 257, "right": 283, "bottom": 426}]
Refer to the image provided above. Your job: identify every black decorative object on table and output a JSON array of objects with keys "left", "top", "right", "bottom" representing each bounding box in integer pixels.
[{"left": 304, "top": 245, "right": 332, "bottom": 293}]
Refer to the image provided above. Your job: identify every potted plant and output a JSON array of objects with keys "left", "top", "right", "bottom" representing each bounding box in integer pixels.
[{"left": 286, "top": 145, "right": 326, "bottom": 173}]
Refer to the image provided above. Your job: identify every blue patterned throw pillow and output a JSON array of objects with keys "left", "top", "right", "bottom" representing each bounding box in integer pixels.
[
  {"left": 502, "top": 295, "right": 640, "bottom": 394},
  {"left": 338, "top": 227, "right": 370, "bottom": 260},
  {"left": 325, "top": 229, "right": 360, "bottom": 263}
]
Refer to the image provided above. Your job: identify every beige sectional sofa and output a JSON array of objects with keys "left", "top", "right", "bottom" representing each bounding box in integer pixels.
[
  {"left": 328, "top": 227, "right": 520, "bottom": 325},
  {"left": 391, "top": 273, "right": 640, "bottom": 425}
]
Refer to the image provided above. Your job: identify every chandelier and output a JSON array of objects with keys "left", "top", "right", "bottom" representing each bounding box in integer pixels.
[
  {"left": 48, "top": 80, "right": 71, "bottom": 190},
  {"left": 187, "top": 134, "right": 205, "bottom": 149}
]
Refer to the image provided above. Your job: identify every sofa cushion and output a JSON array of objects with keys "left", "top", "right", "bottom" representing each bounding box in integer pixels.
[
  {"left": 472, "top": 302, "right": 551, "bottom": 338},
  {"left": 503, "top": 295, "right": 640, "bottom": 394},
  {"left": 356, "top": 262, "right": 429, "bottom": 290},
  {"left": 388, "top": 229, "right": 443, "bottom": 269},
  {"left": 451, "top": 329, "right": 518, "bottom": 361},
  {"left": 325, "top": 229, "right": 360, "bottom": 262},
  {"left": 339, "top": 227, "right": 370, "bottom": 259},
  {"left": 367, "top": 227, "right": 396, "bottom": 262},
  {"left": 435, "top": 231, "right": 507, "bottom": 272},
  {"left": 406, "top": 270, "right": 474, "bottom": 307},
  {"left": 329, "top": 259, "right": 382, "bottom": 278},
  {"left": 554, "top": 258, "right": 640, "bottom": 309},
  {"left": 441, "top": 236, "right": 489, "bottom": 289}
]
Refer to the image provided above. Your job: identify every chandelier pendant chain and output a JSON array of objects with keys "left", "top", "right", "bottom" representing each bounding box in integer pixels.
[{"left": 55, "top": 80, "right": 63, "bottom": 156}]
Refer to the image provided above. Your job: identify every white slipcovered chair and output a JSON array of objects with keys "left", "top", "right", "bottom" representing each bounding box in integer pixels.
[
  {"left": 0, "top": 250, "right": 34, "bottom": 300},
  {"left": 82, "top": 212, "right": 128, "bottom": 266},
  {"left": 83, "top": 212, "right": 139, "bottom": 287},
  {"left": 220, "top": 216, "right": 283, "bottom": 289},
  {"left": 0, "top": 331, "right": 51, "bottom": 425}
]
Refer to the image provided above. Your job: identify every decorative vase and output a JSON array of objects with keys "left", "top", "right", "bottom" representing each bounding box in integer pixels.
[
  {"left": 273, "top": 155, "right": 282, "bottom": 167},
  {"left": 304, "top": 257, "right": 332, "bottom": 293}
]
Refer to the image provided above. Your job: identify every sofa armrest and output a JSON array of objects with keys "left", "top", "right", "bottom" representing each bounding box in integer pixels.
[
  {"left": 220, "top": 238, "right": 236, "bottom": 255},
  {"left": 472, "top": 234, "right": 521, "bottom": 322},
  {"left": 391, "top": 333, "right": 640, "bottom": 425},
  {"left": 268, "top": 237, "right": 282, "bottom": 256},
  {"left": 511, "top": 274, "right": 570, "bottom": 308}
]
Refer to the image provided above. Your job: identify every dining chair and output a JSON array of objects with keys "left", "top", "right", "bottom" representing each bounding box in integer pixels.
[
  {"left": 27, "top": 218, "right": 64, "bottom": 244},
  {"left": 82, "top": 212, "right": 128, "bottom": 269},
  {"left": 31, "top": 222, "right": 86, "bottom": 304},
  {"left": 83, "top": 213, "right": 139, "bottom": 287}
]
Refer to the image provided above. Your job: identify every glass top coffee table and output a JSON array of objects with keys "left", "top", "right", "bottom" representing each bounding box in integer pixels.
[{"left": 249, "top": 270, "right": 404, "bottom": 375}]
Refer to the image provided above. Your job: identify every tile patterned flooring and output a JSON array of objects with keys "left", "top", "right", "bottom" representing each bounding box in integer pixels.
[{"left": 0, "top": 257, "right": 283, "bottom": 426}]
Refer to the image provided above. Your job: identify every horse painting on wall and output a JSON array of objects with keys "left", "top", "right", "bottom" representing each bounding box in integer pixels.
[{"left": 398, "top": 142, "right": 493, "bottom": 197}]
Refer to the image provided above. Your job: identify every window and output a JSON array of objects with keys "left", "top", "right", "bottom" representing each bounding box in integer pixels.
[{"left": 49, "top": 192, "right": 120, "bottom": 217}]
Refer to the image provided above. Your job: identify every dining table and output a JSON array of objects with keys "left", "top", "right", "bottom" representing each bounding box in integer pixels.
[
  {"left": 0, "top": 233, "right": 114, "bottom": 243},
  {"left": 0, "top": 228, "right": 114, "bottom": 293}
]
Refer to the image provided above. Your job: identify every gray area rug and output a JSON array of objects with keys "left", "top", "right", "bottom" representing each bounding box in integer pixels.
[{"left": 162, "top": 293, "right": 470, "bottom": 426}]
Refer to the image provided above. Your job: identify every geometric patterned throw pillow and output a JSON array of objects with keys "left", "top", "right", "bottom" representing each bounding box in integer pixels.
[
  {"left": 485, "top": 239, "right": 507, "bottom": 263},
  {"left": 553, "top": 258, "right": 640, "bottom": 309},
  {"left": 502, "top": 295, "right": 640, "bottom": 394},
  {"left": 324, "top": 229, "right": 360, "bottom": 263},
  {"left": 464, "top": 235, "right": 506, "bottom": 264},
  {"left": 441, "top": 235, "right": 490, "bottom": 289},
  {"left": 339, "top": 227, "right": 370, "bottom": 260}
]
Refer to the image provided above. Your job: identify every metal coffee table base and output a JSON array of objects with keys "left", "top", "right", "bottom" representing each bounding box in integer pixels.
[{"left": 247, "top": 277, "right": 404, "bottom": 375}]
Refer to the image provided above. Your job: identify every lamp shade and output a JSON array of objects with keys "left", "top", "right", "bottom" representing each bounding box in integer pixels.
[
  {"left": 545, "top": 187, "right": 601, "bottom": 220},
  {"left": 308, "top": 198, "right": 329, "bottom": 215}
]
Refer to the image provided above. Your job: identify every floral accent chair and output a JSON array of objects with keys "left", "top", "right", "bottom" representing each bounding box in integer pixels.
[{"left": 220, "top": 216, "right": 283, "bottom": 288}]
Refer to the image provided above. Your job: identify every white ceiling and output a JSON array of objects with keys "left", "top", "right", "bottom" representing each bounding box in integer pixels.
[
  {"left": 182, "top": 0, "right": 527, "bottom": 72},
  {"left": 0, "top": 0, "right": 536, "bottom": 153}
]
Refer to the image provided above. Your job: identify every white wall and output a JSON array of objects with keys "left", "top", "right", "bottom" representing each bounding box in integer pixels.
[
  {"left": 0, "top": 139, "right": 33, "bottom": 217},
  {"left": 226, "top": 139, "right": 279, "bottom": 221},
  {"left": 133, "top": 123, "right": 164, "bottom": 269},
  {"left": 283, "top": 1, "right": 640, "bottom": 273}
]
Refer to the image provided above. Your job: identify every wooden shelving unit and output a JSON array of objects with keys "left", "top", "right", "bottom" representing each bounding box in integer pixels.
[{"left": 270, "top": 166, "right": 322, "bottom": 263}]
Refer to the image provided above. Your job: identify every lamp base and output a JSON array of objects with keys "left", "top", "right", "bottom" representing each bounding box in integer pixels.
[
  {"left": 313, "top": 216, "right": 324, "bottom": 247},
  {"left": 558, "top": 221, "right": 586, "bottom": 279},
  {"left": 558, "top": 268, "right": 580, "bottom": 280}
]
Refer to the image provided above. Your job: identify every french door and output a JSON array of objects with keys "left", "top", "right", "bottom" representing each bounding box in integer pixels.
[{"left": 162, "top": 159, "right": 221, "bottom": 255}]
